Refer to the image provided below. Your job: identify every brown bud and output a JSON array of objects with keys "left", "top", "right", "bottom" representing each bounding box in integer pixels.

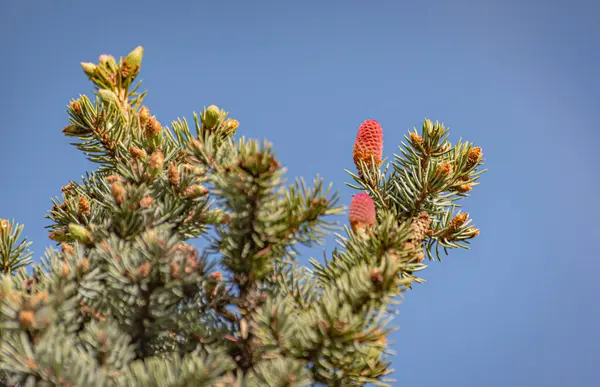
[
  {"left": 105, "top": 175, "right": 123, "bottom": 184},
  {"left": 168, "top": 163, "right": 180, "bottom": 187},
  {"left": 170, "top": 261, "right": 180, "bottom": 279},
  {"left": 145, "top": 117, "right": 162, "bottom": 141},
  {"left": 111, "top": 182, "right": 125, "bottom": 204},
  {"left": 466, "top": 147, "right": 482, "bottom": 169},
  {"left": 71, "top": 100, "right": 81, "bottom": 114},
  {"left": 26, "top": 358, "right": 37, "bottom": 370},
  {"left": 78, "top": 196, "right": 90, "bottom": 217},
  {"left": 416, "top": 252, "right": 425, "bottom": 263},
  {"left": 61, "top": 183, "right": 75, "bottom": 195},
  {"left": 139, "top": 196, "right": 153, "bottom": 209},
  {"left": 411, "top": 212, "right": 432, "bottom": 242},
  {"left": 466, "top": 227, "right": 480, "bottom": 238},
  {"left": 373, "top": 329, "right": 387, "bottom": 345},
  {"left": 19, "top": 310, "right": 36, "bottom": 328},
  {"left": 49, "top": 228, "right": 67, "bottom": 242},
  {"left": 456, "top": 183, "right": 473, "bottom": 193},
  {"left": 30, "top": 292, "right": 48, "bottom": 308},
  {"left": 370, "top": 269, "right": 384, "bottom": 284},
  {"left": 61, "top": 243, "right": 74, "bottom": 255},
  {"left": 129, "top": 145, "right": 147, "bottom": 160},
  {"left": 221, "top": 212, "right": 232, "bottom": 225},
  {"left": 183, "top": 185, "right": 209, "bottom": 199},
  {"left": 77, "top": 258, "right": 90, "bottom": 274},
  {"left": 60, "top": 263, "right": 71, "bottom": 279},
  {"left": 436, "top": 163, "right": 453, "bottom": 178},
  {"left": 136, "top": 262, "right": 151, "bottom": 278},
  {"left": 410, "top": 132, "right": 424, "bottom": 148},
  {"left": 148, "top": 151, "right": 165, "bottom": 178},
  {"left": 223, "top": 119, "right": 239, "bottom": 134},
  {"left": 449, "top": 213, "right": 469, "bottom": 231},
  {"left": 403, "top": 242, "right": 416, "bottom": 251},
  {"left": 183, "top": 163, "right": 204, "bottom": 176},
  {"left": 139, "top": 106, "right": 151, "bottom": 126},
  {"left": 0, "top": 218, "right": 10, "bottom": 236},
  {"left": 210, "top": 271, "right": 222, "bottom": 281}
]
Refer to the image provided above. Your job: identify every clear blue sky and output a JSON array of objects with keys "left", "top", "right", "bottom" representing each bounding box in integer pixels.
[{"left": 1, "top": 1, "right": 599, "bottom": 386}]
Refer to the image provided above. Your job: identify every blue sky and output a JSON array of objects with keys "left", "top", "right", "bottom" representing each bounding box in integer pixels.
[{"left": 1, "top": 1, "right": 599, "bottom": 386}]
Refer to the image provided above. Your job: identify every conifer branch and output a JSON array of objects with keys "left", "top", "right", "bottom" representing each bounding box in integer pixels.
[{"left": 0, "top": 47, "right": 486, "bottom": 386}]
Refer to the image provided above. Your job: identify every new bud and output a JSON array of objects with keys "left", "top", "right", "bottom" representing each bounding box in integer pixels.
[
  {"left": 449, "top": 213, "right": 469, "bottom": 231},
  {"left": 68, "top": 223, "right": 93, "bottom": 245},
  {"left": 99, "top": 54, "right": 117, "bottom": 70},
  {"left": 111, "top": 182, "right": 125, "bottom": 204},
  {"left": 98, "top": 89, "right": 119, "bottom": 106},
  {"left": 124, "top": 46, "right": 144, "bottom": 69},
  {"left": 139, "top": 196, "right": 153, "bottom": 209},
  {"left": 81, "top": 62, "right": 97, "bottom": 78},
  {"left": 466, "top": 227, "right": 480, "bottom": 238},
  {"left": 466, "top": 146, "right": 483, "bottom": 169},
  {"left": 129, "top": 145, "right": 147, "bottom": 160},
  {"left": 49, "top": 228, "right": 67, "bottom": 242},
  {"left": 410, "top": 132, "right": 424, "bottom": 148},
  {"left": 202, "top": 105, "right": 221, "bottom": 130},
  {"left": 0, "top": 218, "right": 10, "bottom": 236},
  {"left": 456, "top": 183, "right": 472, "bottom": 193},
  {"left": 139, "top": 106, "right": 151, "bottom": 126},
  {"left": 144, "top": 117, "right": 163, "bottom": 148},
  {"left": 423, "top": 119, "right": 434, "bottom": 136},
  {"left": 183, "top": 185, "right": 209, "bottom": 199},
  {"left": 348, "top": 193, "right": 376, "bottom": 231},
  {"left": 78, "top": 196, "right": 91, "bottom": 218},
  {"left": 62, "top": 125, "right": 89, "bottom": 137},
  {"left": 70, "top": 100, "right": 81, "bottom": 115},
  {"left": 147, "top": 151, "right": 165, "bottom": 179},
  {"left": 435, "top": 163, "right": 453, "bottom": 178},
  {"left": 19, "top": 310, "right": 35, "bottom": 328},
  {"left": 168, "top": 163, "right": 180, "bottom": 187},
  {"left": 223, "top": 119, "right": 239, "bottom": 136}
]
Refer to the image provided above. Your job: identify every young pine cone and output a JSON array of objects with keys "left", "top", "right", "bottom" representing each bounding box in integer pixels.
[{"left": 349, "top": 193, "right": 376, "bottom": 231}]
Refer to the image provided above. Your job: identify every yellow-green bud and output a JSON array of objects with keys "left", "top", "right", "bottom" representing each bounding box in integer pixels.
[
  {"left": 81, "top": 62, "right": 97, "bottom": 78},
  {"left": 68, "top": 223, "right": 93, "bottom": 245},
  {"left": 99, "top": 54, "right": 117, "bottom": 70},
  {"left": 124, "top": 46, "right": 144, "bottom": 69},
  {"left": 98, "top": 89, "right": 119, "bottom": 106},
  {"left": 203, "top": 105, "right": 221, "bottom": 130},
  {"left": 423, "top": 119, "right": 433, "bottom": 136}
]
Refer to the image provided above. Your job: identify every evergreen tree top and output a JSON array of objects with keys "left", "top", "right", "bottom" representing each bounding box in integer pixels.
[{"left": 0, "top": 46, "right": 485, "bottom": 386}]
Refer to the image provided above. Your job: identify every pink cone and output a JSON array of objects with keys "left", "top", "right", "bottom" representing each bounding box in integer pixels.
[{"left": 349, "top": 193, "right": 376, "bottom": 231}]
